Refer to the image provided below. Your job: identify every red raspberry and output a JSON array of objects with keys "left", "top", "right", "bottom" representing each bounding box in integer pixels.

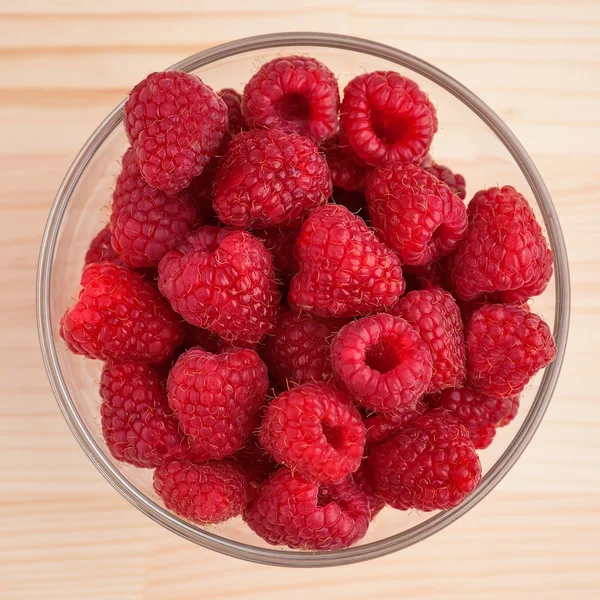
[
  {"left": 110, "top": 148, "right": 197, "bottom": 268},
  {"left": 366, "top": 162, "right": 467, "bottom": 266},
  {"left": 158, "top": 226, "right": 279, "bottom": 345},
  {"left": 242, "top": 55, "right": 340, "bottom": 144},
  {"left": 153, "top": 460, "right": 249, "bottom": 525},
  {"left": 451, "top": 186, "right": 553, "bottom": 302},
  {"left": 259, "top": 383, "right": 365, "bottom": 483},
  {"left": 403, "top": 258, "right": 453, "bottom": 293},
  {"left": 182, "top": 323, "right": 229, "bottom": 354},
  {"left": 244, "top": 468, "right": 370, "bottom": 550},
  {"left": 456, "top": 294, "right": 503, "bottom": 326},
  {"left": 363, "top": 399, "right": 426, "bottom": 446},
  {"left": 167, "top": 347, "right": 268, "bottom": 460},
  {"left": 332, "top": 188, "right": 370, "bottom": 223},
  {"left": 218, "top": 88, "right": 246, "bottom": 135},
  {"left": 352, "top": 460, "right": 385, "bottom": 519},
  {"left": 340, "top": 71, "right": 437, "bottom": 166},
  {"left": 331, "top": 313, "right": 432, "bottom": 413},
  {"left": 213, "top": 129, "right": 332, "bottom": 228},
  {"left": 263, "top": 309, "right": 339, "bottom": 388},
  {"left": 322, "top": 136, "right": 370, "bottom": 191},
  {"left": 289, "top": 204, "right": 405, "bottom": 318},
  {"left": 188, "top": 156, "right": 220, "bottom": 225},
  {"left": 466, "top": 304, "right": 556, "bottom": 399},
  {"left": 428, "top": 385, "right": 520, "bottom": 449},
  {"left": 100, "top": 362, "right": 192, "bottom": 468},
  {"left": 124, "top": 71, "right": 228, "bottom": 194},
  {"left": 60, "top": 262, "right": 183, "bottom": 364},
  {"left": 391, "top": 288, "right": 466, "bottom": 393},
  {"left": 422, "top": 160, "right": 467, "bottom": 200},
  {"left": 85, "top": 226, "right": 124, "bottom": 266},
  {"left": 251, "top": 227, "right": 300, "bottom": 286},
  {"left": 369, "top": 412, "right": 482, "bottom": 511},
  {"left": 230, "top": 433, "right": 278, "bottom": 487},
  {"left": 497, "top": 395, "right": 521, "bottom": 427}
]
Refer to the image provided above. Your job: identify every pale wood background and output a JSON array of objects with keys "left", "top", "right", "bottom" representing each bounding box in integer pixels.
[{"left": 1, "top": 1, "right": 599, "bottom": 598}]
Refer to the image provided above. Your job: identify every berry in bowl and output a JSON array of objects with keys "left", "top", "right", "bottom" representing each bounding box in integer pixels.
[{"left": 37, "top": 33, "right": 569, "bottom": 567}]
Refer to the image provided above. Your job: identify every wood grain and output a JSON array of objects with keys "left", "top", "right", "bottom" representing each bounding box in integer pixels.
[{"left": 1, "top": 1, "right": 599, "bottom": 598}]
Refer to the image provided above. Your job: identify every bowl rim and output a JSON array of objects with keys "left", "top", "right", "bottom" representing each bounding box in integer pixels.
[{"left": 37, "top": 31, "right": 570, "bottom": 567}]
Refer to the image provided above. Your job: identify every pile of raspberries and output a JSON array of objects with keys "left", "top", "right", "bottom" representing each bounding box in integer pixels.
[{"left": 61, "top": 56, "right": 557, "bottom": 551}]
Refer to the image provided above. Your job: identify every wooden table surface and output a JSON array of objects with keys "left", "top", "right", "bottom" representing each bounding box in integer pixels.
[{"left": 1, "top": 1, "right": 599, "bottom": 598}]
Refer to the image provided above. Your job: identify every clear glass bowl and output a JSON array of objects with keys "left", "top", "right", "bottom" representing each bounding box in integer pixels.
[{"left": 37, "top": 32, "right": 570, "bottom": 567}]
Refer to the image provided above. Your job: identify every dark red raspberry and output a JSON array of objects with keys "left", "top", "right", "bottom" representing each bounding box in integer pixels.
[
  {"left": 289, "top": 204, "right": 405, "bottom": 318},
  {"left": 188, "top": 156, "right": 220, "bottom": 225},
  {"left": 167, "top": 347, "right": 268, "bottom": 460},
  {"left": 451, "top": 186, "right": 553, "bottom": 302},
  {"left": 263, "top": 309, "right": 339, "bottom": 388},
  {"left": 466, "top": 304, "right": 556, "bottom": 399},
  {"left": 331, "top": 313, "right": 433, "bottom": 413},
  {"left": 391, "top": 287, "right": 466, "bottom": 393},
  {"left": 100, "top": 362, "right": 191, "bottom": 468},
  {"left": 369, "top": 412, "right": 482, "bottom": 511},
  {"left": 352, "top": 460, "right": 385, "bottom": 519},
  {"left": 218, "top": 88, "right": 246, "bottom": 135},
  {"left": 153, "top": 460, "right": 249, "bottom": 525},
  {"left": 60, "top": 262, "right": 183, "bottom": 364},
  {"left": 110, "top": 148, "right": 197, "bottom": 268},
  {"left": 340, "top": 71, "right": 437, "bottom": 166},
  {"left": 158, "top": 226, "right": 280, "bottom": 345},
  {"left": 85, "top": 226, "right": 124, "bottom": 266},
  {"left": 456, "top": 293, "right": 503, "bottom": 326},
  {"left": 242, "top": 55, "right": 340, "bottom": 144},
  {"left": 213, "top": 129, "right": 332, "bottom": 228},
  {"left": 428, "top": 385, "right": 520, "bottom": 449},
  {"left": 230, "top": 433, "right": 278, "bottom": 487},
  {"left": 322, "top": 136, "right": 370, "bottom": 191},
  {"left": 497, "top": 395, "right": 521, "bottom": 427},
  {"left": 366, "top": 162, "right": 467, "bottom": 266},
  {"left": 363, "top": 399, "right": 426, "bottom": 446},
  {"left": 259, "top": 383, "right": 365, "bottom": 483},
  {"left": 182, "top": 323, "right": 229, "bottom": 354},
  {"left": 251, "top": 227, "right": 300, "bottom": 286},
  {"left": 422, "top": 159, "right": 467, "bottom": 200},
  {"left": 244, "top": 468, "right": 370, "bottom": 550},
  {"left": 124, "top": 71, "right": 228, "bottom": 194},
  {"left": 332, "top": 188, "right": 370, "bottom": 223},
  {"left": 403, "top": 258, "right": 453, "bottom": 293}
]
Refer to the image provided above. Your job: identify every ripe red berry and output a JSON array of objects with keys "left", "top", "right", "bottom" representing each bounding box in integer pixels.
[
  {"left": 289, "top": 204, "right": 405, "bottom": 318},
  {"left": 391, "top": 287, "right": 466, "bottom": 393},
  {"left": 158, "top": 226, "right": 280, "bottom": 345},
  {"left": 422, "top": 159, "right": 467, "bottom": 200},
  {"left": 60, "top": 262, "right": 183, "bottom": 364},
  {"left": 242, "top": 55, "right": 340, "bottom": 144},
  {"left": 466, "top": 304, "right": 556, "bottom": 399},
  {"left": 124, "top": 71, "right": 228, "bottom": 194},
  {"left": 451, "top": 186, "right": 553, "bottom": 302},
  {"left": 153, "top": 460, "right": 249, "bottom": 525},
  {"left": 352, "top": 460, "right": 385, "bottom": 520},
  {"left": 369, "top": 412, "right": 482, "bottom": 511},
  {"left": 259, "top": 382, "right": 365, "bottom": 483},
  {"left": 251, "top": 227, "right": 300, "bottom": 286},
  {"left": 363, "top": 398, "right": 426, "bottom": 446},
  {"left": 110, "top": 148, "right": 197, "bottom": 268},
  {"left": 366, "top": 162, "right": 467, "bottom": 266},
  {"left": 340, "top": 71, "right": 437, "bottom": 166},
  {"left": 85, "top": 226, "right": 124, "bottom": 266},
  {"left": 331, "top": 313, "right": 433, "bottom": 413},
  {"left": 322, "top": 136, "right": 370, "bottom": 191},
  {"left": 167, "top": 347, "right": 268, "bottom": 460},
  {"left": 218, "top": 88, "right": 246, "bottom": 135},
  {"left": 213, "top": 129, "right": 332, "bottom": 228},
  {"left": 230, "top": 433, "right": 278, "bottom": 487},
  {"left": 244, "top": 468, "right": 370, "bottom": 550}
]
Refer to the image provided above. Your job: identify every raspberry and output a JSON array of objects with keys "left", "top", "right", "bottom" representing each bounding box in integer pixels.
[
  {"left": 366, "top": 162, "right": 467, "bottom": 266},
  {"left": 251, "top": 227, "right": 300, "bottom": 286},
  {"left": 158, "top": 226, "right": 280, "bottom": 345},
  {"left": 332, "top": 188, "right": 370, "bottom": 223},
  {"left": 403, "top": 258, "right": 453, "bottom": 293},
  {"left": 259, "top": 383, "right": 365, "bottom": 483},
  {"left": 100, "top": 362, "right": 191, "bottom": 468},
  {"left": 182, "top": 323, "right": 228, "bottom": 354},
  {"left": 422, "top": 160, "right": 467, "bottom": 200},
  {"left": 263, "top": 309, "right": 339, "bottom": 388},
  {"left": 168, "top": 347, "right": 268, "bottom": 459},
  {"left": 230, "top": 433, "right": 278, "bottom": 487},
  {"left": 289, "top": 204, "right": 405, "bottom": 318},
  {"left": 85, "top": 226, "right": 124, "bottom": 266},
  {"left": 456, "top": 294, "right": 503, "bottom": 326},
  {"left": 352, "top": 460, "right": 385, "bottom": 519},
  {"left": 363, "top": 399, "right": 426, "bottom": 446},
  {"left": 331, "top": 313, "right": 432, "bottom": 413},
  {"left": 451, "top": 186, "right": 553, "bottom": 302},
  {"left": 340, "top": 71, "right": 437, "bottom": 166},
  {"left": 60, "top": 262, "right": 183, "bottom": 364},
  {"left": 242, "top": 55, "right": 340, "bottom": 144},
  {"left": 244, "top": 468, "right": 370, "bottom": 550},
  {"left": 188, "top": 156, "right": 220, "bottom": 225},
  {"left": 497, "top": 395, "right": 521, "bottom": 427},
  {"left": 218, "top": 88, "right": 246, "bottom": 135},
  {"left": 124, "top": 71, "right": 228, "bottom": 194},
  {"left": 110, "top": 148, "right": 197, "bottom": 268},
  {"left": 369, "top": 412, "right": 482, "bottom": 511},
  {"left": 153, "top": 460, "right": 249, "bottom": 525},
  {"left": 322, "top": 136, "right": 370, "bottom": 191},
  {"left": 466, "top": 304, "right": 556, "bottom": 399},
  {"left": 428, "top": 385, "right": 520, "bottom": 449},
  {"left": 213, "top": 129, "right": 332, "bottom": 228},
  {"left": 391, "top": 288, "right": 466, "bottom": 393}
]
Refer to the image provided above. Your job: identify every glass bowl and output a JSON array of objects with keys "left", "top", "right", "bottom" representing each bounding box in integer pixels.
[{"left": 37, "top": 32, "right": 570, "bottom": 567}]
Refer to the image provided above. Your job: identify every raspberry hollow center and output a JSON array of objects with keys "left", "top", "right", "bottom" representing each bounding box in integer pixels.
[
  {"left": 321, "top": 422, "right": 345, "bottom": 450},
  {"left": 370, "top": 109, "right": 408, "bottom": 144},
  {"left": 365, "top": 340, "right": 401, "bottom": 374},
  {"left": 278, "top": 93, "right": 311, "bottom": 122}
]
